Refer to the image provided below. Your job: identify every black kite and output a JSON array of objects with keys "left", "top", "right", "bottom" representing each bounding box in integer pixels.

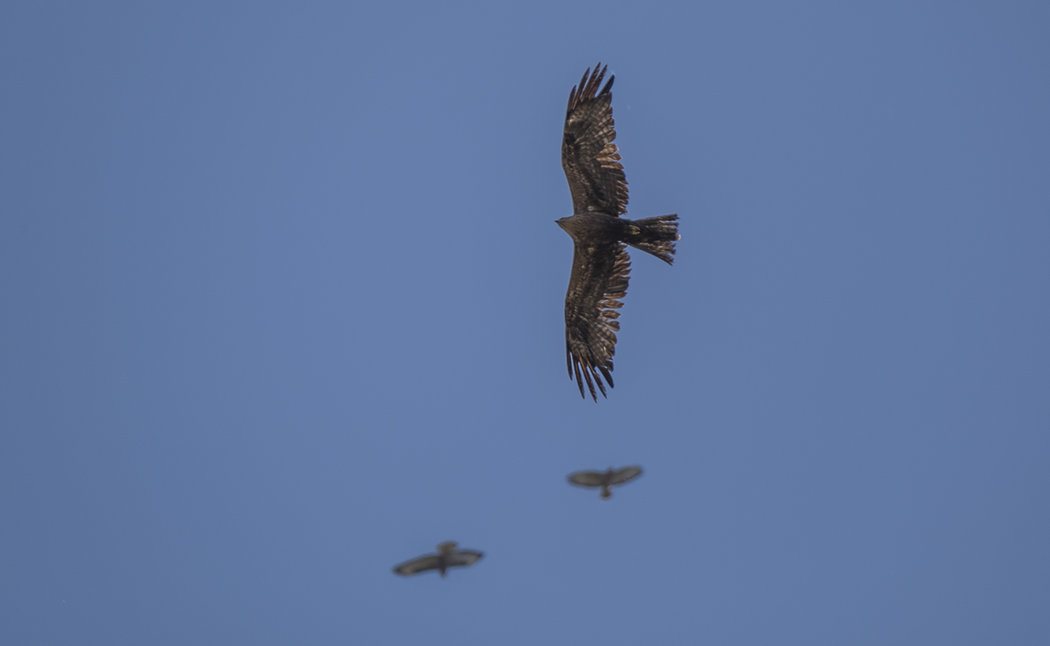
[{"left": 558, "top": 63, "right": 680, "bottom": 400}]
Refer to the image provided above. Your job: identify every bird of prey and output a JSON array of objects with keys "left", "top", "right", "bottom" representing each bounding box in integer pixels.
[
  {"left": 567, "top": 465, "right": 644, "bottom": 499},
  {"left": 392, "top": 541, "right": 484, "bottom": 578},
  {"left": 558, "top": 63, "right": 680, "bottom": 401}
]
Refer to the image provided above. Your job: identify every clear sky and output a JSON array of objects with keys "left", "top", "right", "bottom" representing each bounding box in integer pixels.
[{"left": 2, "top": 1, "right": 1048, "bottom": 644}]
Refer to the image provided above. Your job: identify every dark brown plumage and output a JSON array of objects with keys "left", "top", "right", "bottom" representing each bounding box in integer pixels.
[
  {"left": 392, "top": 541, "right": 484, "bottom": 578},
  {"left": 558, "top": 63, "right": 680, "bottom": 400},
  {"left": 567, "top": 465, "right": 644, "bottom": 499}
]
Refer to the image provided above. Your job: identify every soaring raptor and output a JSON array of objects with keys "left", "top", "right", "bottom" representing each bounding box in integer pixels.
[
  {"left": 567, "top": 465, "right": 644, "bottom": 500},
  {"left": 558, "top": 63, "right": 679, "bottom": 400},
  {"left": 391, "top": 541, "right": 483, "bottom": 578}
]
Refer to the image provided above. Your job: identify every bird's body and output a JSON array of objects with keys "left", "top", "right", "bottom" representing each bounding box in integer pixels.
[{"left": 558, "top": 64, "right": 679, "bottom": 400}]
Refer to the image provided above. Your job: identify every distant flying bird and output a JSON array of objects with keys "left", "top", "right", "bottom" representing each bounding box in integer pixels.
[
  {"left": 567, "top": 465, "right": 643, "bottom": 499},
  {"left": 392, "top": 541, "right": 484, "bottom": 578},
  {"left": 558, "top": 63, "right": 680, "bottom": 401}
]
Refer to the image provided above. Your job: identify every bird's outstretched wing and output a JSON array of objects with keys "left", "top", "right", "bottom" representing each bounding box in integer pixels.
[
  {"left": 392, "top": 555, "right": 443, "bottom": 576},
  {"left": 565, "top": 243, "right": 631, "bottom": 400},
  {"left": 568, "top": 470, "right": 609, "bottom": 488},
  {"left": 446, "top": 550, "right": 484, "bottom": 568},
  {"left": 562, "top": 64, "right": 628, "bottom": 217},
  {"left": 609, "top": 465, "right": 643, "bottom": 485}
]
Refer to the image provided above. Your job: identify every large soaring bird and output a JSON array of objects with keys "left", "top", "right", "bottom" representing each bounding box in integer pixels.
[
  {"left": 392, "top": 541, "right": 483, "bottom": 578},
  {"left": 558, "top": 63, "right": 680, "bottom": 401},
  {"left": 567, "top": 465, "right": 644, "bottom": 499}
]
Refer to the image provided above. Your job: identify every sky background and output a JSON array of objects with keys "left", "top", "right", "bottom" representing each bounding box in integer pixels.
[{"left": 2, "top": 1, "right": 1048, "bottom": 644}]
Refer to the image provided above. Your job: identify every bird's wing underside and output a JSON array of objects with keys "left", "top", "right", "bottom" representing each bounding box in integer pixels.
[
  {"left": 392, "top": 555, "right": 443, "bottom": 576},
  {"left": 609, "top": 465, "right": 643, "bottom": 485},
  {"left": 562, "top": 64, "right": 628, "bottom": 217},
  {"left": 445, "top": 550, "right": 484, "bottom": 568},
  {"left": 568, "top": 471, "right": 609, "bottom": 488},
  {"left": 565, "top": 243, "right": 631, "bottom": 400}
]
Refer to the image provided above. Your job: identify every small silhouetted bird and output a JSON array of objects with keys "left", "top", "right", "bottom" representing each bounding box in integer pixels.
[
  {"left": 567, "top": 465, "right": 643, "bottom": 499},
  {"left": 392, "top": 541, "right": 484, "bottom": 577},
  {"left": 558, "top": 63, "right": 680, "bottom": 401}
]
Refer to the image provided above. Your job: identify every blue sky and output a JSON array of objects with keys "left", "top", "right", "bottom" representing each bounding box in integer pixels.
[{"left": 2, "top": 1, "right": 1048, "bottom": 644}]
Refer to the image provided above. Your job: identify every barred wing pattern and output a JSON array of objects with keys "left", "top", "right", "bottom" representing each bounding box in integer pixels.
[
  {"left": 565, "top": 243, "right": 631, "bottom": 400},
  {"left": 562, "top": 64, "right": 628, "bottom": 217}
]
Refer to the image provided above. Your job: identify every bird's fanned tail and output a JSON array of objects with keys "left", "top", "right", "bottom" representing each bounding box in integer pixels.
[{"left": 623, "top": 214, "right": 680, "bottom": 265}]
